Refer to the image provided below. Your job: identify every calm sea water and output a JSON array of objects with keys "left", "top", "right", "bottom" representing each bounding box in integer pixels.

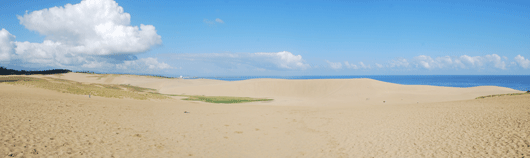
[{"left": 194, "top": 75, "right": 530, "bottom": 91}]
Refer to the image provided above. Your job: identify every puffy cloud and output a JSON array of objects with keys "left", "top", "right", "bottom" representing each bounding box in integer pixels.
[
  {"left": 413, "top": 55, "right": 434, "bottom": 69},
  {"left": 413, "top": 55, "right": 457, "bottom": 69},
  {"left": 254, "top": 51, "right": 309, "bottom": 69},
  {"left": 412, "top": 54, "right": 506, "bottom": 70},
  {"left": 436, "top": 56, "right": 454, "bottom": 68},
  {"left": 458, "top": 55, "right": 482, "bottom": 68},
  {"left": 484, "top": 54, "right": 506, "bottom": 69},
  {"left": 359, "top": 62, "right": 371, "bottom": 69},
  {"left": 166, "top": 51, "right": 309, "bottom": 70},
  {"left": 344, "top": 61, "right": 358, "bottom": 69},
  {"left": 515, "top": 55, "right": 530, "bottom": 69},
  {"left": 324, "top": 61, "right": 371, "bottom": 70},
  {"left": 0, "top": 0, "right": 169, "bottom": 72},
  {"left": 215, "top": 18, "right": 224, "bottom": 24},
  {"left": 325, "top": 54, "right": 516, "bottom": 71},
  {"left": 17, "top": 0, "right": 161, "bottom": 55},
  {"left": 326, "top": 60, "right": 342, "bottom": 69},
  {"left": 0, "top": 29, "right": 15, "bottom": 63},
  {"left": 14, "top": 40, "right": 71, "bottom": 67},
  {"left": 81, "top": 60, "right": 111, "bottom": 69}
]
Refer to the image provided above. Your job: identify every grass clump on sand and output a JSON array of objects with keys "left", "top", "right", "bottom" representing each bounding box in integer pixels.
[
  {"left": 1, "top": 76, "right": 272, "bottom": 103},
  {"left": 120, "top": 84, "right": 157, "bottom": 93},
  {"left": 0, "top": 76, "right": 41, "bottom": 82},
  {"left": 0, "top": 76, "right": 169, "bottom": 100},
  {"left": 85, "top": 74, "right": 111, "bottom": 80},
  {"left": 182, "top": 95, "right": 273, "bottom": 104},
  {"left": 78, "top": 71, "right": 176, "bottom": 79},
  {"left": 160, "top": 94, "right": 273, "bottom": 104},
  {"left": 475, "top": 91, "right": 530, "bottom": 99}
]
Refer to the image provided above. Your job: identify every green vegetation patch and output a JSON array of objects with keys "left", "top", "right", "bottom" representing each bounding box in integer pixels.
[
  {"left": 99, "top": 84, "right": 124, "bottom": 90},
  {"left": 0, "top": 76, "right": 169, "bottom": 100},
  {"left": 76, "top": 71, "right": 175, "bottom": 79},
  {"left": 475, "top": 91, "right": 530, "bottom": 99},
  {"left": 0, "top": 76, "right": 41, "bottom": 82},
  {"left": 1, "top": 76, "right": 272, "bottom": 103},
  {"left": 85, "top": 74, "right": 119, "bottom": 80},
  {"left": 120, "top": 84, "right": 157, "bottom": 93},
  {"left": 176, "top": 95, "right": 273, "bottom": 104}
]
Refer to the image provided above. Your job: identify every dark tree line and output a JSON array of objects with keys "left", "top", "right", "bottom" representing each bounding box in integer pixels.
[{"left": 0, "top": 66, "right": 71, "bottom": 75}]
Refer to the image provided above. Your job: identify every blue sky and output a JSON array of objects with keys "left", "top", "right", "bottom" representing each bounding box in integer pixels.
[{"left": 0, "top": 0, "right": 529, "bottom": 76}]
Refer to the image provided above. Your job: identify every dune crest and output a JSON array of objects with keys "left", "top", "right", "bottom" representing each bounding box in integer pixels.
[{"left": 36, "top": 73, "right": 523, "bottom": 106}]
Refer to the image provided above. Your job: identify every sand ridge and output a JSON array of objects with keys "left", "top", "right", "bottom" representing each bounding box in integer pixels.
[
  {"left": 38, "top": 73, "right": 523, "bottom": 106},
  {"left": 2, "top": 73, "right": 529, "bottom": 157}
]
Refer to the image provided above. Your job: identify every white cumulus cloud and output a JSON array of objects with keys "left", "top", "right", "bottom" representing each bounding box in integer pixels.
[
  {"left": 327, "top": 61, "right": 369, "bottom": 69},
  {"left": 0, "top": 29, "right": 15, "bottom": 63},
  {"left": 412, "top": 54, "right": 506, "bottom": 70},
  {"left": 165, "top": 51, "right": 309, "bottom": 70},
  {"left": 17, "top": 0, "right": 161, "bottom": 55},
  {"left": 0, "top": 0, "right": 170, "bottom": 72},
  {"left": 326, "top": 60, "right": 342, "bottom": 69},
  {"left": 254, "top": 51, "right": 309, "bottom": 69},
  {"left": 325, "top": 54, "right": 517, "bottom": 72},
  {"left": 359, "top": 62, "right": 371, "bottom": 69},
  {"left": 484, "top": 54, "right": 506, "bottom": 69},
  {"left": 515, "top": 55, "right": 530, "bottom": 69},
  {"left": 458, "top": 55, "right": 482, "bottom": 68},
  {"left": 414, "top": 55, "right": 434, "bottom": 69},
  {"left": 344, "top": 61, "right": 358, "bottom": 69},
  {"left": 413, "top": 55, "right": 460, "bottom": 69}
]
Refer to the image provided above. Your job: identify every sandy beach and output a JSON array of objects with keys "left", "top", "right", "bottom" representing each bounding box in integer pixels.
[{"left": 1, "top": 73, "right": 529, "bottom": 157}]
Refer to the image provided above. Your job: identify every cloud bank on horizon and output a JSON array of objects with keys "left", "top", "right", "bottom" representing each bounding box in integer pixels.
[
  {"left": 0, "top": 0, "right": 529, "bottom": 75},
  {"left": 326, "top": 54, "right": 530, "bottom": 71},
  {"left": 164, "top": 51, "right": 309, "bottom": 71}
]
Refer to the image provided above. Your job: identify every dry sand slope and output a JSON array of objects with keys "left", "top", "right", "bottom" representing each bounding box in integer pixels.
[
  {"left": 38, "top": 73, "right": 522, "bottom": 105},
  {"left": 1, "top": 73, "right": 530, "bottom": 157}
]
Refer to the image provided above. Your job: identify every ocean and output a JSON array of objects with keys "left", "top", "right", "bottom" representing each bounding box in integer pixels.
[{"left": 194, "top": 75, "right": 530, "bottom": 91}]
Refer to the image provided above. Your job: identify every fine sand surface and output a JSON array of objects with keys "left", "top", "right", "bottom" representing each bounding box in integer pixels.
[{"left": 1, "top": 73, "right": 529, "bottom": 157}]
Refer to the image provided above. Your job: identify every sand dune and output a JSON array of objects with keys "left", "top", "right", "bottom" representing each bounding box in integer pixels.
[
  {"left": 40, "top": 73, "right": 522, "bottom": 105},
  {"left": 2, "top": 73, "right": 529, "bottom": 157}
]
